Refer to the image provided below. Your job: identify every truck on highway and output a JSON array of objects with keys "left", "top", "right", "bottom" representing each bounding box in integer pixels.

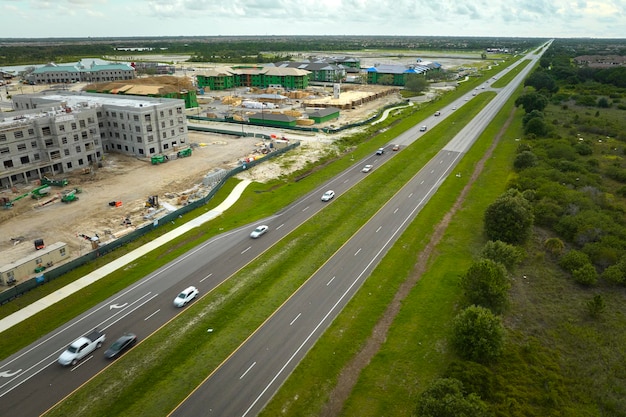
[{"left": 58, "top": 329, "right": 106, "bottom": 366}]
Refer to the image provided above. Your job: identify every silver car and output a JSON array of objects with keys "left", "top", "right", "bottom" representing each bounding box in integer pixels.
[
  {"left": 173, "top": 286, "right": 199, "bottom": 307},
  {"left": 321, "top": 190, "right": 335, "bottom": 201},
  {"left": 250, "top": 225, "right": 269, "bottom": 238}
]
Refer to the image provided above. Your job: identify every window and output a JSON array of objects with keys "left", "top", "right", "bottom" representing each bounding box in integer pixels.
[
  {"left": 74, "top": 134, "right": 79, "bottom": 142},
  {"left": 82, "top": 131, "right": 88, "bottom": 139},
  {"left": 162, "top": 132, "right": 166, "bottom": 139},
  {"left": 135, "top": 126, "right": 141, "bottom": 133},
  {"left": 146, "top": 125, "right": 152, "bottom": 132},
  {"left": 88, "top": 117, "right": 94, "bottom": 124},
  {"left": 145, "top": 114, "right": 151, "bottom": 122},
  {"left": 44, "top": 139, "right": 54, "bottom": 147},
  {"left": 15, "top": 131, "right": 24, "bottom": 138},
  {"left": 133, "top": 115, "right": 139, "bottom": 121},
  {"left": 136, "top": 136, "right": 142, "bottom": 143},
  {"left": 34, "top": 153, "right": 40, "bottom": 161},
  {"left": 149, "top": 147, "right": 155, "bottom": 154},
  {"left": 62, "top": 137, "right": 68, "bottom": 144},
  {"left": 59, "top": 125, "right": 65, "bottom": 132},
  {"left": 161, "top": 121, "right": 165, "bottom": 128},
  {"left": 170, "top": 120, "right": 174, "bottom": 126},
  {"left": 163, "top": 143, "right": 169, "bottom": 149},
  {"left": 148, "top": 135, "right": 154, "bottom": 142},
  {"left": 113, "top": 122, "right": 118, "bottom": 128},
  {"left": 78, "top": 159, "right": 84, "bottom": 166},
  {"left": 139, "top": 148, "right": 144, "bottom": 154},
  {"left": 111, "top": 112, "right": 117, "bottom": 118},
  {"left": 168, "top": 109, "right": 173, "bottom": 116},
  {"left": 79, "top": 120, "right": 86, "bottom": 128},
  {"left": 71, "top": 123, "right": 77, "bottom": 130},
  {"left": 17, "top": 143, "right": 26, "bottom": 151},
  {"left": 4, "top": 160, "right": 14, "bottom": 168},
  {"left": 0, "top": 134, "right": 5, "bottom": 141},
  {"left": 159, "top": 111, "right": 164, "bottom": 117},
  {"left": 60, "top": 247, "right": 66, "bottom": 256},
  {"left": 67, "top": 162, "right": 72, "bottom": 169},
  {"left": 42, "top": 127, "right": 51, "bottom": 135},
  {"left": 0, "top": 147, "right": 10, "bottom": 154},
  {"left": 64, "top": 149, "right": 70, "bottom": 156},
  {"left": 171, "top": 130, "right": 175, "bottom": 136},
  {"left": 28, "top": 129, "right": 34, "bottom": 135}
]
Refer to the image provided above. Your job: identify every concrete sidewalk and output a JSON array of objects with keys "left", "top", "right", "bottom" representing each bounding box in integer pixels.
[{"left": 0, "top": 180, "right": 252, "bottom": 334}]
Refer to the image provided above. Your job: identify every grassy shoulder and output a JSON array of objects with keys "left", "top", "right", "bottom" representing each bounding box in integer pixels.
[{"left": 43, "top": 94, "right": 496, "bottom": 417}]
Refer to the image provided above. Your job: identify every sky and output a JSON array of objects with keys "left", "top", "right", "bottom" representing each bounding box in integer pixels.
[{"left": 1, "top": 0, "right": 625, "bottom": 39}]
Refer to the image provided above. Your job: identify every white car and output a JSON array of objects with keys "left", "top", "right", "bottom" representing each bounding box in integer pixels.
[
  {"left": 452, "top": 106, "right": 457, "bottom": 110},
  {"left": 321, "top": 190, "right": 335, "bottom": 201},
  {"left": 250, "top": 225, "right": 269, "bottom": 238},
  {"left": 173, "top": 286, "right": 199, "bottom": 307},
  {"left": 419, "top": 126, "right": 427, "bottom": 132},
  {"left": 361, "top": 164, "right": 373, "bottom": 173},
  {"left": 434, "top": 111, "right": 441, "bottom": 116}
]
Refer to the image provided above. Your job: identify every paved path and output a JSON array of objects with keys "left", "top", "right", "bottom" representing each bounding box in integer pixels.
[{"left": 0, "top": 180, "right": 252, "bottom": 333}]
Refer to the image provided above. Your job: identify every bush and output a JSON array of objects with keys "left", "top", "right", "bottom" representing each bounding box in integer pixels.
[
  {"left": 559, "top": 250, "right": 591, "bottom": 273},
  {"left": 460, "top": 259, "right": 510, "bottom": 314},
  {"left": 415, "top": 378, "right": 493, "bottom": 417},
  {"left": 480, "top": 240, "right": 524, "bottom": 271},
  {"left": 572, "top": 263, "right": 598, "bottom": 286},
  {"left": 451, "top": 305, "right": 505, "bottom": 363}
]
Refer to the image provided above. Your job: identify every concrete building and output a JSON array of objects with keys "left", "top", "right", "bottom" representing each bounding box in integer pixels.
[{"left": 1, "top": 92, "right": 188, "bottom": 187}]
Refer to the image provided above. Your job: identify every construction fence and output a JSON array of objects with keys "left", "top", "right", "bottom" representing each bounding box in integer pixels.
[{"left": 0, "top": 140, "right": 300, "bottom": 306}]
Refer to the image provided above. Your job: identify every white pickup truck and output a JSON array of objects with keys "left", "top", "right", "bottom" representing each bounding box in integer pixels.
[{"left": 58, "top": 329, "right": 106, "bottom": 366}]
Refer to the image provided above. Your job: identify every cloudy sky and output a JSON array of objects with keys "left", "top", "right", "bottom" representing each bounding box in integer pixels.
[{"left": 1, "top": 0, "right": 625, "bottom": 39}]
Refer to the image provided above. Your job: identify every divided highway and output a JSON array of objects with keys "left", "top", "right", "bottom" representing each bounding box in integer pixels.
[{"left": 0, "top": 44, "right": 548, "bottom": 417}]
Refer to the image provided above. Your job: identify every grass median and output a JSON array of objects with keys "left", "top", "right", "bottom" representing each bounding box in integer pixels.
[{"left": 43, "top": 93, "right": 496, "bottom": 417}]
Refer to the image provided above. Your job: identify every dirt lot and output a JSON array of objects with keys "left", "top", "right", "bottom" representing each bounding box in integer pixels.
[{"left": 0, "top": 85, "right": 401, "bottom": 275}]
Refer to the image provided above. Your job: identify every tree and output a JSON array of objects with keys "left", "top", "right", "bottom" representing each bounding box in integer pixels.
[
  {"left": 416, "top": 378, "right": 492, "bottom": 417},
  {"left": 484, "top": 189, "right": 534, "bottom": 245},
  {"left": 451, "top": 305, "right": 505, "bottom": 363},
  {"left": 516, "top": 92, "right": 549, "bottom": 113},
  {"left": 513, "top": 150, "right": 538, "bottom": 171},
  {"left": 404, "top": 74, "right": 428, "bottom": 93},
  {"left": 524, "top": 71, "right": 558, "bottom": 94},
  {"left": 544, "top": 237, "right": 565, "bottom": 256},
  {"left": 460, "top": 259, "right": 510, "bottom": 314},
  {"left": 480, "top": 240, "right": 524, "bottom": 271},
  {"left": 524, "top": 117, "right": 549, "bottom": 137},
  {"left": 559, "top": 249, "right": 591, "bottom": 273},
  {"left": 573, "top": 263, "right": 598, "bottom": 286}
]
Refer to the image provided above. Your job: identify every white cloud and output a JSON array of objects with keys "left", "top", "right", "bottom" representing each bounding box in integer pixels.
[{"left": 0, "top": 0, "right": 624, "bottom": 38}]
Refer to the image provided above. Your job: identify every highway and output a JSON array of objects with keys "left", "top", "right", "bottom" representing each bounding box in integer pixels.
[
  {"left": 0, "top": 44, "right": 548, "bottom": 417},
  {"left": 170, "top": 45, "right": 548, "bottom": 416}
]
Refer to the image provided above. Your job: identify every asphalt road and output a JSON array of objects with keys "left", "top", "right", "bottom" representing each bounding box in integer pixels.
[{"left": 0, "top": 42, "right": 549, "bottom": 417}]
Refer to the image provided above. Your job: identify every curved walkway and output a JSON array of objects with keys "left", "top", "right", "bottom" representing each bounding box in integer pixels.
[{"left": 0, "top": 179, "right": 252, "bottom": 333}]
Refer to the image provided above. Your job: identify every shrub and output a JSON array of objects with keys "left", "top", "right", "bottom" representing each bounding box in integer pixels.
[{"left": 451, "top": 305, "right": 505, "bottom": 363}]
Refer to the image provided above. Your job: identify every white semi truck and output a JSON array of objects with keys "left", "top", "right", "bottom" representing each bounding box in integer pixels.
[{"left": 58, "top": 329, "right": 106, "bottom": 366}]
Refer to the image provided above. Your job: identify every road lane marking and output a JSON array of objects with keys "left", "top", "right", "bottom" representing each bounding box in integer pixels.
[
  {"left": 240, "top": 362, "right": 256, "bottom": 380},
  {"left": 376, "top": 226, "right": 382, "bottom": 233},
  {"left": 326, "top": 276, "right": 336, "bottom": 286},
  {"left": 145, "top": 309, "right": 160, "bottom": 321},
  {"left": 200, "top": 273, "right": 213, "bottom": 283},
  {"left": 290, "top": 313, "right": 301, "bottom": 326},
  {"left": 354, "top": 248, "right": 361, "bottom": 256},
  {"left": 241, "top": 247, "right": 251, "bottom": 254}
]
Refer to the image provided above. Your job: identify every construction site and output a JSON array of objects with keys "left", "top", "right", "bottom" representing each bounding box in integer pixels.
[{"left": 0, "top": 77, "right": 406, "bottom": 289}]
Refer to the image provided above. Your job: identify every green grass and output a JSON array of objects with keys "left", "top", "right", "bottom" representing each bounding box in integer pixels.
[
  {"left": 260, "top": 85, "right": 523, "bottom": 417},
  {"left": 42, "top": 89, "right": 499, "bottom": 417}
]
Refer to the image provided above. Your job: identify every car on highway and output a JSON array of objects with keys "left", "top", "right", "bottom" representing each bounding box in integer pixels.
[
  {"left": 250, "top": 225, "right": 269, "bottom": 238},
  {"left": 173, "top": 286, "right": 199, "bottom": 307},
  {"left": 452, "top": 106, "right": 457, "bottom": 110},
  {"left": 434, "top": 111, "right": 441, "bottom": 116},
  {"left": 376, "top": 147, "right": 385, "bottom": 155},
  {"left": 104, "top": 333, "right": 137, "bottom": 359},
  {"left": 419, "top": 125, "right": 427, "bottom": 132},
  {"left": 392, "top": 144, "right": 400, "bottom": 151},
  {"left": 361, "top": 164, "right": 373, "bottom": 173},
  {"left": 321, "top": 190, "right": 335, "bottom": 201}
]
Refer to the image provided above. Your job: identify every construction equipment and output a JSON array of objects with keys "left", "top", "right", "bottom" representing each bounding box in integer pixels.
[
  {"left": 3, "top": 185, "right": 49, "bottom": 208},
  {"left": 145, "top": 195, "right": 159, "bottom": 208},
  {"left": 61, "top": 188, "right": 81, "bottom": 203},
  {"left": 177, "top": 148, "right": 192, "bottom": 158},
  {"left": 41, "top": 176, "right": 69, "bottom": 187},
  {"left": 151, "top": 154, "right": 168, "bottom": 165},
  {"left": 31, "top": 185, "right": 51, "bottom": 200}
]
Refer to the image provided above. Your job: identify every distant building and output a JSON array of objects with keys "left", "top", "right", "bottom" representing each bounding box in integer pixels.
[
  {"left": 574, "top": 55, "right": 626, "bottom": 68},
  {"left": 196, "top": 66, "right": 309, "bottom": 91},
  {"left": 1, "top": 92, "right": 188, "bottom": 187},
  {"left": 25, "top": 61, "right": 135, "bottom": 85},
  {"left": 365, "top": 61, "right": 440, "bottom": 86}
]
